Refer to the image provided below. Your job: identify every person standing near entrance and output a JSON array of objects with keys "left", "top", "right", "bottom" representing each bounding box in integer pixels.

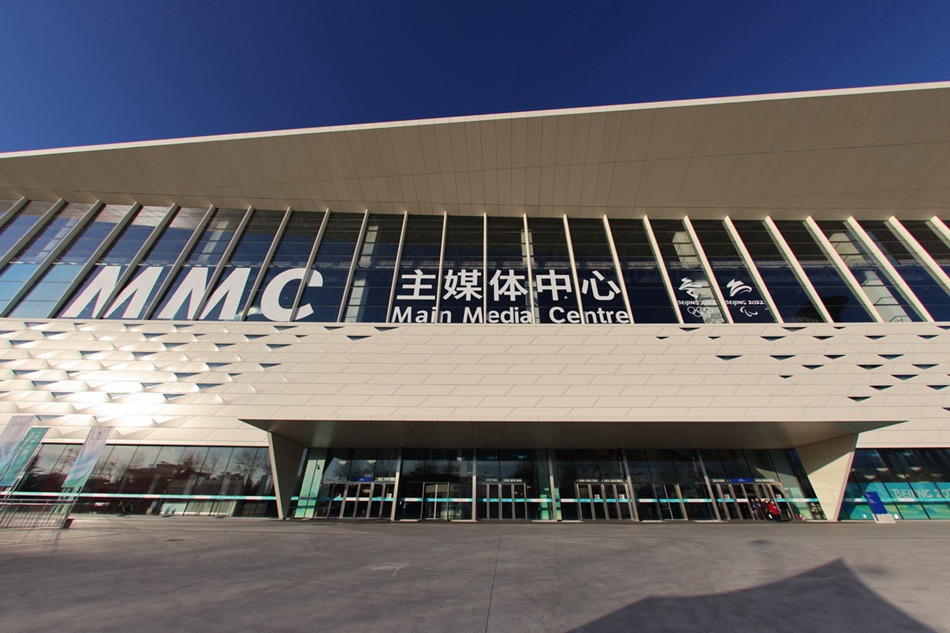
[{"left": 766, "top": 498, "right": 780, "bottom": 521}]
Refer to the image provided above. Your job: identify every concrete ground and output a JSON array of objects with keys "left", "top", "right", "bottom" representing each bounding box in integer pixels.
[{"left": 0, "top": 517, "right": 947, "bottom": 633}]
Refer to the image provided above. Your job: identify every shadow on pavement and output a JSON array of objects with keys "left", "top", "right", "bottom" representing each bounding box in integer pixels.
[{"left": 569, "top": 559, "right": 934, "bottom": 633}]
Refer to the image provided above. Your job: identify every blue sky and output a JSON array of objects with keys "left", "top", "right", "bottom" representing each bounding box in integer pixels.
[{"left": 1, "top": 2, "right": 949, "bottom": 152}]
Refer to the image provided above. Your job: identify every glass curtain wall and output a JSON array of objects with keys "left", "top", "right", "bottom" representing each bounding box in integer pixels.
[
  {"left": 691, "top": 220, "right": 774, "bottom": 323},
  {"left": 390, "top": 215, "right": 444, "bottom": 323},
  {"left": 9, "top": 205, "right": 131, "bottom": 318},
  {"left": 343, "top": 214, "right": 404, "bottom": 323},
  {"left": 439, "top": 215, "right": 484, "bottom": 323},
  {"left": 0, "top": 203, "right": 92, "bottom": 313},
  {"left": 650, "top": 219, "right": 726, "bottom": 323},
  {"left": 0, "top": 200, "right": 57, "bottom": 262},
  {"left": 11, "top": 443, "right": 276, "bottom": 517},
  {"left": 843, "top": 448, "right": 950, "bottom": 520},
  {"left": 730, "top": 220, "right": 823, "bottom": 322},
  {"left": 772, "top": 220, "right": 873, "bottom": 322},
  {"left": 608, "top": 218, "right": 678, "bottom": 323},
  {"left": 57, "top": 205, "right": 170, "bottom": 319},
  {"left": 485, "top": 216, "right": 532, "bottom": 323},
  {"left": 567, "top": 218, "right": 630, "bottom": 323},
  {"left": 859, "top": 220, "right": 950, "bottom": 321},
  {"left": 527, "top": 217, "right": 579, "bottom": 324},
  {"left": 103, "top": 207, "right": 208, "bottom": 319},
  {"left": 817, "top": 220, "right": 922, "bottom": 322},
  {"left": 292, "top": 447, "right": 821, "bottom": 522},
  {"left": 246, "top": 210, "right": 325, "bottom": 321},
  {"left": 150, "top": 208, "right": 245, "bottom": 320},
  {"left": 901, "top": 221, "right": 950, "bottom": 278},
  {"left": 296, "top": 211, "right": 364, "bottom": 322},
  {"left": 5, "top": 199, "right": 949, "bottom": 325},
  {"left": 199, "top": 209, "right": 285, "bottom": 321}
]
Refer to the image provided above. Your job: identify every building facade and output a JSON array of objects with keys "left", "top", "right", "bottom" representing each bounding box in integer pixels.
[{"left": 1, "top": 83, "right": 950, "bottom": 522}]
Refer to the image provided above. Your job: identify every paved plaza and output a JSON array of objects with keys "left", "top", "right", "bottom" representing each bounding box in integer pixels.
[{"left": 0, "top": 517, "right": 947, "bottom": 632}]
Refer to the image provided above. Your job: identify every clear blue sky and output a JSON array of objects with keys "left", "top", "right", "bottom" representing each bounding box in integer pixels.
[{"left": 1, "top": 1, "right": 949, "bottom": 152}]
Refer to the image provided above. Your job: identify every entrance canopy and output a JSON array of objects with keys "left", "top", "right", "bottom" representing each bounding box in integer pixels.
[{"left": 244, "top": 418, "right": 902, "bottom": 450}]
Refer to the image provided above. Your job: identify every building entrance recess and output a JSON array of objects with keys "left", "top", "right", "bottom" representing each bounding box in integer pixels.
[
  {"left": 712, "top": 480, "right": 795, "bottom": 521},
  {"left": 290, "top": 447, "right": 824, "bottom": 522}
]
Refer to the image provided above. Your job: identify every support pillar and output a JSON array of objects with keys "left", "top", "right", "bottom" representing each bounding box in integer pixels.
[
  {"left": 267, "top": 433, "right": 307, "bottom": 520},
  {"left": 796, "top": 433, "right": 858, "bottom": 521}
]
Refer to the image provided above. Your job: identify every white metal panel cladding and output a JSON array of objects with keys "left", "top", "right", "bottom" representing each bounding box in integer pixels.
[{"left": 1, "top": 201, "right": 948, "bottom": 325}]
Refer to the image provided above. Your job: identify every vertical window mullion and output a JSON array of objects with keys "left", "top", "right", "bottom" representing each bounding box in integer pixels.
[
  {"left": 336, "top": 210, "right": 370, "bottom": 322},
  {"left": 0, "top": 197, "right": 29, "bottom": 234},
  {"left": 142, "top": 205, "right": 217, "bottom": 320},
  {"left": 763, "top": 216, "right": 832, "bottom": 323},
  {"left": 434, "top": 212, "right": 448, "bottom": 318},
  {"left": 603, "top": 216, "right": 635, "bottom": 323},
  {"left": 522, "top": 213, "right": 537, "bottom": 321},
  {"left": 482, "top": 213, "right": 488, "bottom": 320},
  {"left": 239, "top": 207, "right": 293, "bottom": 321},
  {"left": 723, "top": 216, "right": 783, "bottom": 324},
  {"left": 846, "top": 217, "right": 934, "bottom": 322},
  {"left": 0, "top": 200, "right": 66, "bottom": 269},
  {"left": 642, "top": 216, "right": 683, "bottom": 324},
  {"left": 93, "top": 203, "right": 179, "bottom": 319},
  {"left": 385, "top": 212, "right": 409, "bottom": 323},
  {"left": 804, "top": 216, "right": 883, "bottom": 323},
  {"left": 193, "top": 206, "right": 255, "bottom": 320},
  {"left": 290, "top": 209, "right": 331, "bottom": 322},
  {"left": 562, "top": 215, "right": 585, "bottom": 322},
  {"left": 0, "top": 201, "right": 104, "bottom": 318},
  {"left": 683, "top": 216, "right": 732, "bottom": 324},
  {"left": 887, "top": 217, "right": 950, "bottom": 292},
  {"left": 49, "top": 203, "right": 141, "bottom": 318}
]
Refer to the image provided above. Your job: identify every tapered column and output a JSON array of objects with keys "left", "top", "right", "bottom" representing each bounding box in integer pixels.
[{"left": 267, "top": 433, "right": 307, "bottom": 519}]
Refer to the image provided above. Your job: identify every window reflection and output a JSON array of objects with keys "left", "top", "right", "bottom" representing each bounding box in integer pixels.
[
  {"left": 0, "top": 203, "right": 92, "bottom": 314},
  {"left": 650, "top": 219, "right": 726, "bottom": 324},
  {"left": 772, "top": 221, "right": 872, "bottom": 322},
  {"left": 817, "top": 220, "right": 921, "bottom": 322}
]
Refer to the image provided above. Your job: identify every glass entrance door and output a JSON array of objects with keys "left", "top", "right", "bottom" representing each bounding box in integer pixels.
[
  {"left": 477, "top": 482, "right": 529, "bottom": 520},
  {"left": 652, "top": 483, "right": 688, "bottom": 520},
  {"left": 574, "top": 482, "right": 635, "bottom": 520},
  {"left": 714, "top": 481, "right": 790, "bottom": 521},
  {"left": 320, "top": 481, "right": 394, "bottom": 519}
]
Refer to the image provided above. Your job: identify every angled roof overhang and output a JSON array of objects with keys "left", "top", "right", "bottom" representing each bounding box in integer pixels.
[
  {"left": 3, "top": 82, "right": 950, "bottom": 220},
  {"left": 244, "top": 418, "right": 902, "bottom": 450}
]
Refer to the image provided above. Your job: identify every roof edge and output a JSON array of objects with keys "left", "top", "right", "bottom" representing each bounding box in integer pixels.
[{"left": 4, "top": 81, "right": 950, "bottom": 159}]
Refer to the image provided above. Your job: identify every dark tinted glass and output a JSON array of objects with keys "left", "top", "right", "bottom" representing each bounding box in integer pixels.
[
  {"left": 773, "top": 220, "right": 871, "bottom": 322},
  {"left": 818, "top": 220, "right": 921, "bottom": 322},
  {"left": 485, "top": 216, "right": 532, "bottom": 323},
  {"left": 297, "top": 211, "right": 363, "bottom": 322},
  {"left": 609, "top": 218, "right": 676, "bottom": 323},
  {"left": 200, "top": 208, "right": 284, "bottom": 321},
  {"left": 152, "top": 208, "right": 245, "bottom": 320},
  {"left": 528, "top": 217, "right": 578, "bottom": 324},
  {"left": 390, "top": 215, "right": 444, "bottom": 323},
  {"left": 731, "top": 220, "right": 823, "bottom": 322},
  {"left": 439, "top": 215, "right": 484, "bottom": 323},
  {"left": 691, "top": 220, "right": 773, "bottom": 323},
  {"left": 860, "top": 220, "right": 950, "bottom": 320},
  {"left": 246, "top": 210, "right": 324, "bottom": 321},
  {"left": 568, "top": 218, "right": 629, "bottom": 324},
  {"left": 343, "top": 214, "right": 404, "bottom": 323},
  {"left": 651, "top": 219, "right": 725, "bottom": 323}
]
